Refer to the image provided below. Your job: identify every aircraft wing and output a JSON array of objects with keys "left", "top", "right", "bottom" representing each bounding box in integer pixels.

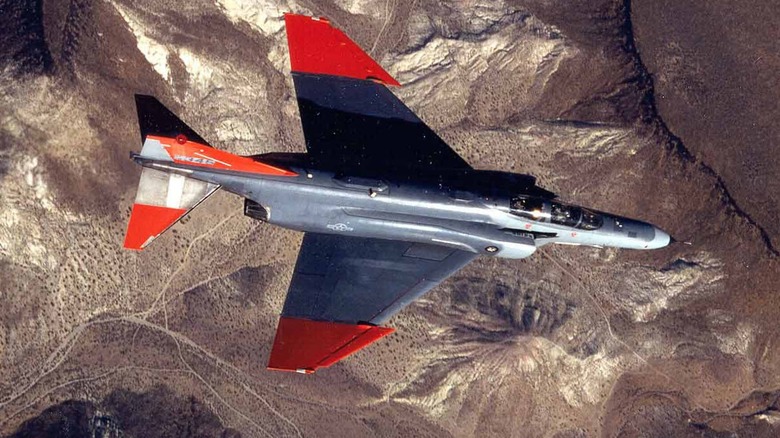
[
  {"left": 268, "top": 233, "right": 476, "bottom": 373},
  {"left": 284, "top": 14, "right": 471, "bottom": 171}
]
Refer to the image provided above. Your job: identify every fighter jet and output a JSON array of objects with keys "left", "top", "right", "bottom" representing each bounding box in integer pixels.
[{"left": 124, "top": 14, "right": 671, "bottom": 374}]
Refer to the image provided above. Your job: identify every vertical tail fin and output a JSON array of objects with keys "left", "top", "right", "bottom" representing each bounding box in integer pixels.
[
  {"left": 135, "top": 94, "right": 210, "bottom": 146},
  {"left": 124, "top": 96, "right": 220, "bottom": 250}
]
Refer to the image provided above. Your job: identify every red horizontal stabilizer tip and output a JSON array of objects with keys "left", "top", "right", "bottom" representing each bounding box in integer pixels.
[
  {"left": 284, "top": 13, "right": 400, "bottom": 86},
  {"left": 124, "top": 203, "right": 187, "bottom": 250},
  {"left": 267, "top": 317, "right": 394, "bottom": 373}
]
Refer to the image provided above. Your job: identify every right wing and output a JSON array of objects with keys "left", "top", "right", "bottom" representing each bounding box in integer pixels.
[
  {"left": 284, "top": 14, "right": 471, "bottom": 172},
  {"left": 268, "top": 233, "right": 477, "bottom": 373}
]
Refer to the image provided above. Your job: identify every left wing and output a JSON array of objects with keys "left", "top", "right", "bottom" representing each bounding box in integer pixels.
[
  {"left": 284, "top": 14, "right": 471, "bottom": 172},
  {"left": 268, "top": 233, "right": 477, "bottom": 373}
]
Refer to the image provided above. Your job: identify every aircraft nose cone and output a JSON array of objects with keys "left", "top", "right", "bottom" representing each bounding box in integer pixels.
[{"left": 649, "top": 227, "right": 671, "bottom": 249}]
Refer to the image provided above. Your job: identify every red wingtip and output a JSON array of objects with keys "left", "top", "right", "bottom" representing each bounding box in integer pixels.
[
  {"left": 124, "top": 203, "right": 187, "bottom": 250},
  {"left": 267, "top": 317, "right": 394, "bottom": 373},
  {"left": 284, "top": 13, "right": 400, "bottom": 86}
]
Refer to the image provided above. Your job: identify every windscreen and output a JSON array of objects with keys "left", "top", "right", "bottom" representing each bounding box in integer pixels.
[{"left": 511, "top": 197, "right": 603, "bottom": 230}]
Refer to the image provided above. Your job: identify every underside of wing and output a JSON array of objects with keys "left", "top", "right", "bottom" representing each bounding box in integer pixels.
[
  {"left": 284, "top": 14, "right": 471, "bottom": 172},
  {"left": 268, "top": 233, "right": 477, "bottom": 373}
]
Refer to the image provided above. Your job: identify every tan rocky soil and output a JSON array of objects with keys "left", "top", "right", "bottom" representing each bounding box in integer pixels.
[{"left": 1, "top": 0, "right": 778, "bottom": 436}]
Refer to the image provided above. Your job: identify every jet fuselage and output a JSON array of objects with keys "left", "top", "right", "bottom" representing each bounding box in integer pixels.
[{"left": 138, "top": 155, "right": 671, "bottom": 259}]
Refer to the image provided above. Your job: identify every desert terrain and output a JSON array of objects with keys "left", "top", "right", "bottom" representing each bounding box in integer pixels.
[{"left": 1, "top": 0, "right": 779, "bottom": 436}]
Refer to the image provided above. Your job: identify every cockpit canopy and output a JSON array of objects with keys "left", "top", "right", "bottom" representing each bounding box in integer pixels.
[{"left": 510, "top": 196, "right": 603, "bottom": 230}]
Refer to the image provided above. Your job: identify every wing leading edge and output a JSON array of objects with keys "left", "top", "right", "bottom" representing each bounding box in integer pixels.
[{"left": 268, "top": 233, "right": 477, "bottom": 373}]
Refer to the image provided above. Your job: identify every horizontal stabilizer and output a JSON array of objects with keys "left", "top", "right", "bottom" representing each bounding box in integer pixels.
[
  {"left": 267, "top": 317, "right": 393, "bottom": 374},
  {"left": 124, "top": 167, "right": 219, "bottom": 250},
  {"left": 284, "top": 14, "right": 399, "bottom": 86}
]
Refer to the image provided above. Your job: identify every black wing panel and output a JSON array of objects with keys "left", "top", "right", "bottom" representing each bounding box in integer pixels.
[
  {"left": 293, "top": 73, "right": 471, "bottom": 172},
  {"left": 281, "top": 233, "right": 477, "bottom": 325}
]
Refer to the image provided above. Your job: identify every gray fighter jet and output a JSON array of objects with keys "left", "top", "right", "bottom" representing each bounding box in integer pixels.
[{"left": 124, "top": 14, "right": 671, "bottom": 374}]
